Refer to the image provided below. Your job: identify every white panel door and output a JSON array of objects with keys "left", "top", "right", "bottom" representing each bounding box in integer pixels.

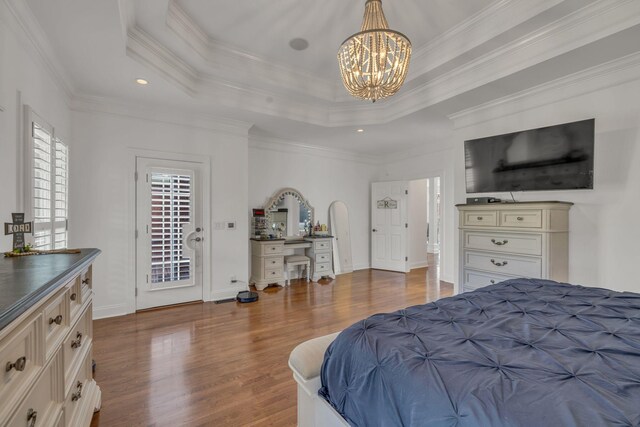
[
  {"left": 136, "top": 157, "right": 204, "bottom": 310},
  {"left": 371, "top": 181, "right": 409, "bottom": 272}
]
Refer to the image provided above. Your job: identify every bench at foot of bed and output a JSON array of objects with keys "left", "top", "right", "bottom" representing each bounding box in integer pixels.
[{"left": 288, "top": 332, "right": 348, "bottom": 427}]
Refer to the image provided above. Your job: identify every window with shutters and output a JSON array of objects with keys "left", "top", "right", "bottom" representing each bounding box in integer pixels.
[{"left": 26, "top": 110, "right": 69, "bottom": 250}]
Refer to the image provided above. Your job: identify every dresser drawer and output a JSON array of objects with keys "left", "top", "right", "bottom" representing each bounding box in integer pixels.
[
  {"left": 262, "top": 256, "right": 283, "bottom": 270},
  {"left": 0, "top": 317, "right": 41, "bottom": 421},
  {"left": 6, "top": 355, "right": 61, "bottom": 427},
  {"left": 500, "top": 210, "right": 542, "bottom": 228},
  {"left": 259, "top": 243, "right": 284, "bottom": 256},
  {"left": 63, "top": 348, "right": 93, "bottom": 427},
  {"left": 43, "top": 289, "right": 70, "bottom": 360},
  {"left": 463, "top": 250, "right": 542, "bottom": 278},
  {"left": 264, "top": 267, "right": 284, "bottom": 280},
  {"left": 315, "top": 253, "right": 331, "bottom": 263},
  {"left": 66, "top": 278, "right": 82, "bottom": 326},
  {"left": 80, "top": 267, "right": 92, "bottom": 301},
  {"left": 462, "top": 231, "right": 542, "bottom": 256},
  {"left": 63, "top": 304, "right": 92, "bottom": 395},
  {"left": 313, "top": 240, "right": 331, "bottom": 252},
  {"left": 462, "top": 211, "right": 497, "bottom": 227},
  {"left": 462, "top": 268, "right": 519, "bottom": 292},
  {"left": 315, "top": 262, "right": 331, "bottom": 273}
]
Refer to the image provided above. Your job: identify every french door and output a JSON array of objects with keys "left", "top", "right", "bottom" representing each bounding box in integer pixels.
[
  {"left": 371, "top": 181, "right": 409, "bottom": 273},
  {"left": 136, "top": 157, "right": 204, "bottom": 310}
]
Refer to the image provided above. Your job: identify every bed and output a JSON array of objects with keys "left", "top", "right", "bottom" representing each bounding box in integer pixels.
[{"left": 289, "top": 279, "right": 640, "bottom": 426}]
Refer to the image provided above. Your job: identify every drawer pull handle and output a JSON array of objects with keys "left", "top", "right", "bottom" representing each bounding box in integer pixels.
[
  {"left": 71, "top": 332, "right": 83, "bottom": 349},
  {"left": 82, "top": 278, "right": 90, "bottom": 285},
  {"left": 27, "top": 409, "right": 37, "bottom": 427},
  {"left": 516, "top": 217, "right": 524, "bottom": 221},
  {"left": 70, "top": 292, "right": 77, "bottom": 301},
  {"left": 477, "top": 216, "right": 483, "bottom": 220},
  {"left": 72, "top": 381, "right": 83, "bottom": 401},
  {"left": 490, "top": 259, "right": 508, "bottom": 267},
  {"left": 491, "top": 239, "right": 508, "bottom": 246},
  {"left": 49, "top": 314, "right": 63, "bottom": 325},
  {"left": 6, "top": 356, "right": 27, "bottom": 372}
]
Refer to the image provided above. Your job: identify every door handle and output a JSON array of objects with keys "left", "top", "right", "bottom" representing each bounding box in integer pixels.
[{"left": 190, "top": 237, "right": 202, "bottom": 242}]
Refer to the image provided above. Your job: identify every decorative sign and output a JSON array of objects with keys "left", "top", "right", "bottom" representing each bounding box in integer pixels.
[
  {"left": 376, "top": 197, "right": 398, "bottom": 209},
  {"left": 4, "top": 213, "right": 33, "bottom": 250}
]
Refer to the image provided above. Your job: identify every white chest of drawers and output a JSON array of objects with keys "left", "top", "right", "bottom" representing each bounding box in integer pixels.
[
  {"left": 0, "top": 249, "right": 101, "bottom": 427},
  {"left": 304, "top": 237, "right": 336, "bottom": 282},
  {"left": 250, "top": 239, "right": 286, "bottom": 290},
  {"left": 457, "top": 202, "right": 572, "bottom": 292}
]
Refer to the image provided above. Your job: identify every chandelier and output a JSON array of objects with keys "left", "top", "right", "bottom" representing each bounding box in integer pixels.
[{"left": 337, "top": 0, "right": 412, "bottom": 102}]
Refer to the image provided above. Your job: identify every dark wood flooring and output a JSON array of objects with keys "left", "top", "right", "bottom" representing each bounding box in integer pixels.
[{"left": 90, "top": 255, "right": 451, "bottom": 426}]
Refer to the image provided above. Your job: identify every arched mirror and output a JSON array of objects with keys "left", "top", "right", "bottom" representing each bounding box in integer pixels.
[
  {"left": 264, "top": 188, "right": 314, "bottom": 239},
  {"left": 329, "top": 201, "right": 353, "bottom": 274}
]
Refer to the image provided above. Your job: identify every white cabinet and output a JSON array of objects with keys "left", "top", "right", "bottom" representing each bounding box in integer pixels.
[
  {"left": 304, "top": 237, "right": 336, "bottom": 282},
  {"left": 250, "top": 239, "right": 286, "bottom": 290},
  {"left": 457, "top": 202, "right": 572, "bottom": 293},
  {"left": 0, "top": 258, "right": 101, "bottom": 427}
]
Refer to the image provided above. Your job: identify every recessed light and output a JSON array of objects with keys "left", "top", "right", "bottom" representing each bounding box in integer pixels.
[
  {"left": 357, "top": 129, "right": 364, "bottom": 133},
  {"left": 289, "top": 38, "right": 309, "bottom": 51},
  {"left": 135, "top": 78, "right": 149, "bottom": 85}
]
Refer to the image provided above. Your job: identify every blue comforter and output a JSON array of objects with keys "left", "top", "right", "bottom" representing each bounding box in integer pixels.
[{"left": 319, "top": 279, "right": 640, "bottom": 426}]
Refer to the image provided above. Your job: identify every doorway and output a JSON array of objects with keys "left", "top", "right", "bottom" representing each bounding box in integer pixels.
[
  {"left": 408, "top": 177, "right": 441, "bottom": 275},
  {"left": 135, "top": 157, "right": 206, "bottom": 310}
]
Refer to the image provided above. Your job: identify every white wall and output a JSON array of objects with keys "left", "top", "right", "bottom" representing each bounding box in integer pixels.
[
  {"left": 408, "top": 179, "right": 428, "bottom": 269},
  {"left": 70, "top": 110, "right": 250, "bottom": 318},
  {"left": 248, "top": 140, "right": 377, "bottom": 271},
  {"left": 452, "top": 77, "right": 640, "bottom": 293},
  {"left": 377, "top": 147, "right": 456, "bottom": 283},
  {"left": 0, "top": 5, "right": 72, "bottom": 249}
]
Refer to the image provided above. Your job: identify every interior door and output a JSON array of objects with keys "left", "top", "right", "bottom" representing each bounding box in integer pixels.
[
  {"left": 136, "top": 157, "right": 204, "bottom": 310},
  {"left": 371, "top": 181, "right": 409, "bottom": 272}
]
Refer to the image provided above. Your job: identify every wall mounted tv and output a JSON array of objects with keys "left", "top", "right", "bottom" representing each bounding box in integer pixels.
[{"left": 464, "top": 119, "right": 594, "bottom": 193}]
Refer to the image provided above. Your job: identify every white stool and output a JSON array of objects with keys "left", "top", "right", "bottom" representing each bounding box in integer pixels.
[{"left": 285, "top": 255, "right": 311, "bottom": 285}]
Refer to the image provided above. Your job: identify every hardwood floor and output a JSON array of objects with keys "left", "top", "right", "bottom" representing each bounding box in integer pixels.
[{"left": 90, "top": 255, "right": 451, "bottom": 426}]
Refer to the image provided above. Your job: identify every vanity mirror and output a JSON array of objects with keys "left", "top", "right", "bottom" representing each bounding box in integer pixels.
[{"left": 263, "top": 188, "right": 314, "bottom": 238}]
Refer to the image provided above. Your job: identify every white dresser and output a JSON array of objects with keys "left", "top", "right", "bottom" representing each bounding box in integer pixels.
[
  {"left": 457, "top": 202, "right": 572, "bottom": 292},
  {"left": 304, "top": 237, "right": 335, "bottom": 282},
  {"left": 0, "top": 249, "right": 101, "bottom": 427},
  {"left": 250, "top": 239, "right": 286, "bottom": 291}
]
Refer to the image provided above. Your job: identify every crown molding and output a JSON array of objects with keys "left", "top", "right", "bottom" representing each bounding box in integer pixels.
[
  {"left": 448, "top": 50, "right": 640, "bottom": 129},
  {"left": 410, "top": 0, "right": 564, "bottom": 80},
  {"left": 1, "top": 0, "right": 75, "bottom": 103},
  {"left": 165, "top": 0, "right": 339, "bottom": 102},
  {"left": 71, "top": 94, "right": 252, "bottom": 137},
  {"left": 248, "top": 134, "right": 379, "bottom": 165}
]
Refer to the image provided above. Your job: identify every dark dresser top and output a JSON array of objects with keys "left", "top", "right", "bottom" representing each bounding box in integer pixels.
[{"left": 0, "top": 248, "right": 100, "bottom": 331}]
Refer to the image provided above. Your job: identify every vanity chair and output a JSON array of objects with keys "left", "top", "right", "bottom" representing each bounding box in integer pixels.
[{"left": 285, "top": 255, "right": 311, "bottom": 285}]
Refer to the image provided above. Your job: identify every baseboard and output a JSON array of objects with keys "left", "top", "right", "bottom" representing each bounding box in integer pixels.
[
  {"left": 93, "top": 303, "right": 130, "bottom": 320},
  {"left": 352, "top": 263, "right": 370, "bottom": 271},
  {"left": 410, "top": 261, "right": 428, "bottom": 270},
  {"left": 210, "top": 284, "right": 249, "bottom": 302}
]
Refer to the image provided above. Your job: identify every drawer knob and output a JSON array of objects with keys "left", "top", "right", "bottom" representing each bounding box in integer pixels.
[
  {"left": 27, "top": 409, "right": 37, "bottom": 427},
  {"left": 5, "top": 356, "right": 26, "bottom": 372},
  {"left": 70, "top": 292, "right": 77, "bottom": 301},
  {"left": 71, "top": 332, "right": 83, "bottom": 349},
  {"left": 49, "top": 314, "right": 63, "bottom": 325},
  {"left": 490, "top": 259, "right": 508, "bottom": 267},
  {"left": 516, "top": 217, "right": 524, "bottom": 221},
  {"left": 491, "top": 239, "right": 508, "bottom": 246},
  {"left": 477, "top": 216, "right": 483, "bottom": 220},
  {"left": 72, "top": 381, "right": 83, "bottom": 401},
  {"left": 82, "top": 278, "right": 90, "bottom": 285}
]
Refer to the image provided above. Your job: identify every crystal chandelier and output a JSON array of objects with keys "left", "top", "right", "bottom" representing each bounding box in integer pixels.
[{"left": 337, "top": 0, "right": 412, "bottom": 102}]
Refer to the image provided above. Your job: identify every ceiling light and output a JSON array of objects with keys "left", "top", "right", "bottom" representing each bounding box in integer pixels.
[
  {"left": 135, "top": 78, "right": 149, "bottom": 85},
  {"left": 337, "top": 0, "right": 411, "bottom": 102},
  {"left": 357, "top": 129, "right": 364, "bottom": 133}
]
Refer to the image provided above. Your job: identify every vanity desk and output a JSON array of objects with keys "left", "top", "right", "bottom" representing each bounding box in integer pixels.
[
  {"left": 249, "top": 237, "right": 335, "bottom": 290},
  {"left": 250, "top": 188, "right": 335, "bottom": 290}
]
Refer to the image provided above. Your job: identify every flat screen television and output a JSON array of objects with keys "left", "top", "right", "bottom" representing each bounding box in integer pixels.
[{"left": 464, "top": 119, "right": 594, "bottom": 193}]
